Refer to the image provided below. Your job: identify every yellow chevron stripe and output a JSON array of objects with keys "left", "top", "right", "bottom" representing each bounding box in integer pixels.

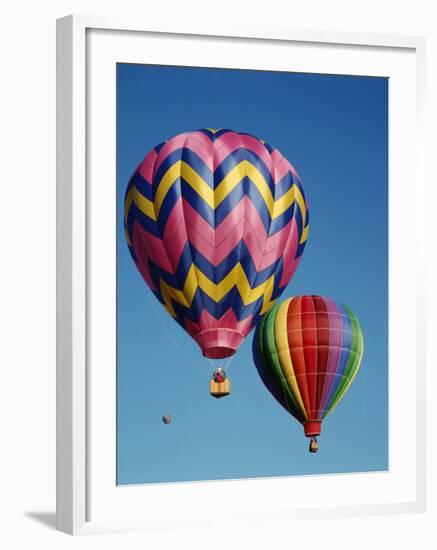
[
  {"left": 125, "top": 186, "right": 157, "bottom": 228},
  {"left": 134, "top": 189, "right": 156, "bottom": 221},
  {"left": 159, "top": 266, "right": 195, "bottom": 316},
  {"left": 158, "top": 263, "right": 277, "bottom": 317},
  {"left": 124, "top": 187, "right": 134, "bottom": 225},
  {"left": 215, "top": 161, "right": 277, "bottom": 216},
  {"left": 275, "top": 299, "right": 308, "bottom": 420},
  {"left": 154, "top": 161, "right": 213, "bottom": 216},
  {"left": 214, "top": 161, "right": 251, "bottom": 206},
  {"left": 129, "top": 180, "right": 308, "bottom": 248},
  {"left": 153, "top": 159, "right": 307, "bottom": 224},
  {"left": 300, "top": 224, "right": 309, "bottom": 244}
]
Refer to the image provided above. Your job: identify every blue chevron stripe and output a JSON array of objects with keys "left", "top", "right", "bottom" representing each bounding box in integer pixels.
[
  {"left": 211, "top": 176, "right": 303, "bottom": 234},
  {"left": 153, "top": 147, "right": 213, "bottom": 191},
  {"left": 273, "top": 172, "right": 296, "bottom": 199},
  {"left": 145, "top": 268, "right": 288, "bottom": 328},
  {"left": 153, "top": 174, "right": 304, "bottom": 236},
  {"left": 154, "top": 141, "right": 166, "bottom": 153},
  {"left": 168, "top": 285, "right": 270, "bottom": 323},
  {"left": 263, "top": 142, "right": 275, "bottom": 153},
  {"left": 196, "top": 129, "right": 214, "bottom": 139},
  {"left": 189, "top": 242, "right": 285, "bottom": 287},
  {"left": 215, "top": 150, "right": 300, "bottom": 201},
  {"left": 212, "top": 128, "right": 233, "bottom": 139},
  {"left": 129, "top": 171, "right": 153, "bottom": 201},
  {"left": 148, "top": 146, "right": 296, "bottom": 201},
  {"left": 196, "top": 129, "right": 217, "bottom": 140},
  {"left": 128, "top": 180, "right": 305, "bottom": 251},
  {"left": 214, "top": 148, "right": 275, "bottom": 189},
  {"left": 293, "top": 174, "right": 306, "bottom": 201},
  {"left": 127, "top": 186, "right": 306, "bottom": 259},
  {"left": 142, "top": 240, "right": 286, "bottom": 292},
  {"left": 295, "top": 241, "right": 307, "bottom": 258},
  {"left": 167, "top": 281, "right": 285, "bottom": 326},
  {"left": 125, "top": 173, "right": 136, "bottom": 197},
  {"left": 145, "top": 258, "right": 287, "bottom": 324},
  {"left": 156, "top": 176, "right": 214, "bottom": 231},
  {"left": 125, "top": 202, "right": 161, "bottom": 240}
]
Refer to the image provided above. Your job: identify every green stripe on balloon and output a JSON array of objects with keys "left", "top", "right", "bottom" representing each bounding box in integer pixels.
[
  {"left": 261, "top": 302, "right": 302, "bottom": 419},
  {"left": 324, "top": 304, "right": 363, "bottom": 417}
]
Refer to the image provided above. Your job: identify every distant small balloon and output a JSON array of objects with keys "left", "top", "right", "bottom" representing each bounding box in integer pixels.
[{"left": 162, "top": 415, "right": 172, "bottom": 425}]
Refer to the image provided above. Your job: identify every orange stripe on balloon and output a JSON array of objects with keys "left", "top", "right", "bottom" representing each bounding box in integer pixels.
[
  {"left": 286, "top": 297, "right": 312, "bottom": 418},
  {"left": 274, "top": 298, "right": 308, "bottom": 420}
]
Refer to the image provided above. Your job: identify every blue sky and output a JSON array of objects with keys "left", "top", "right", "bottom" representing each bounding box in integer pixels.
[{"left": 116, "top": 63, "right": 388, "bottom": 485}]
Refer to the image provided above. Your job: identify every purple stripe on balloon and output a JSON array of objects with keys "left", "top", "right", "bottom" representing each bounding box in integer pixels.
[
  {"left": 321, "top": 303, "right": 352, "bottom": 416},
  {"left": 318, "top": 298, "right": 343, "bottom": 412}
]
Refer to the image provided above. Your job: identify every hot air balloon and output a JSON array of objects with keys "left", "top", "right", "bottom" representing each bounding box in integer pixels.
[
  {"left": 253, "top": 296, "right": 363, "bottom": 452},
  {"left": 162, "top": 415, "right": 172, "bottom": 425},
  {"left": 124, "top": 128, "right": 309, "bottom": 396}
]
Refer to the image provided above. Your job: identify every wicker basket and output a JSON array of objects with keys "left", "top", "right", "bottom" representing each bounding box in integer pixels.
[{"left": 210, "top": 378, "right": 231, "bottom": 398}]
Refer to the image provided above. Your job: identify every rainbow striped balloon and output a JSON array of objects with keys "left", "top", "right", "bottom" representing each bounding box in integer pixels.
[
  {"left": 124, "top": 129, "right": 309, "bottom": 360},
  {"left": 253, "top": 296, "right": 363, "bottom": 439}
]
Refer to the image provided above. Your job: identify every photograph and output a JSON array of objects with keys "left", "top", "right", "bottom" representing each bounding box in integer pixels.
[
  {"left": 117, "top": 63, "right": 388, "bottom": 485},
  {"left": 0, "top": 0, "right": 431, "bottom": 546}
]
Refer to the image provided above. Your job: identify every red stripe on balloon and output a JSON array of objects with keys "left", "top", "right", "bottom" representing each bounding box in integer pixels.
[
  {"left": 314, "top": 296, "right": 330, "bottom": 419},
  {"left": 287, "top": 297, "right": 311, "bottom": 416},
  {"left": 300, "top": 296, "right": 318, "bottom": 418}
]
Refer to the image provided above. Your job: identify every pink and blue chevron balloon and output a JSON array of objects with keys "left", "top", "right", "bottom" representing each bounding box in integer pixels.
[{"left": 124, "top": 129, "right": 309, "bottom": 360}]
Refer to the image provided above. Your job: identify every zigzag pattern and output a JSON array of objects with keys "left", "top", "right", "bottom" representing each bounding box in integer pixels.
[{"left": 124, "top": 129, "right": 309, "bottom": 358}]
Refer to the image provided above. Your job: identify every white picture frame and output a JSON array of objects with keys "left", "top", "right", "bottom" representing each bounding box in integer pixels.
[{"left": 56, "top": 14, "right": 427, "bottom": 535}]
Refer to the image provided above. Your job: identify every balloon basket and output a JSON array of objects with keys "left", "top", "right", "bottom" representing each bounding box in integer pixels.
[
  {"left": 309, "top": 439, "right": 319, "bottom": 453},
  {"left": 210, "top": 378, "right": 231, "bottom": 398}
]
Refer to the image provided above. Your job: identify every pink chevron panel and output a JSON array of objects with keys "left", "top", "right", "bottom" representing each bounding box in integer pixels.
[
  {"left": 272, "top": 153, "right": 300, "bottom": 182},
  {"left": 131, "top": 224, "right": 156, "bottom": 290},
  {"left": 153, "top": 132, "right": 214, "bottom": 174},
  {"left": 213, "top": 133, "right": 274, "bottom": 169},
  {"left": 133, "top": 222, "right": 175, "bottom": 274},
  {"left": 162, "top": 198, "right": 190, "bottom": 270},
  {"left": 137, "top": 148, "right": 158, "bottom": 182},
  {"left": 278, "top": 218, "right": 300, "bottom": 287},
  {"left": 185, "top": 309, "right": 254, "bottom": 338}
]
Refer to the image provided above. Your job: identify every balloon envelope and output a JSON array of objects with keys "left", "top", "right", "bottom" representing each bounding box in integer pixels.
[
  {"left": 124, "top": 129, "right": 309, "bottom": 359},
  {"left": 253, "top": 296, "right": 363, "bottom": 437}
]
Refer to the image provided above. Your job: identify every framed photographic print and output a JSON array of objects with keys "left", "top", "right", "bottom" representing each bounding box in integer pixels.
[{"left": 56, "top": 15, "right": 427, "bottom": 535}]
